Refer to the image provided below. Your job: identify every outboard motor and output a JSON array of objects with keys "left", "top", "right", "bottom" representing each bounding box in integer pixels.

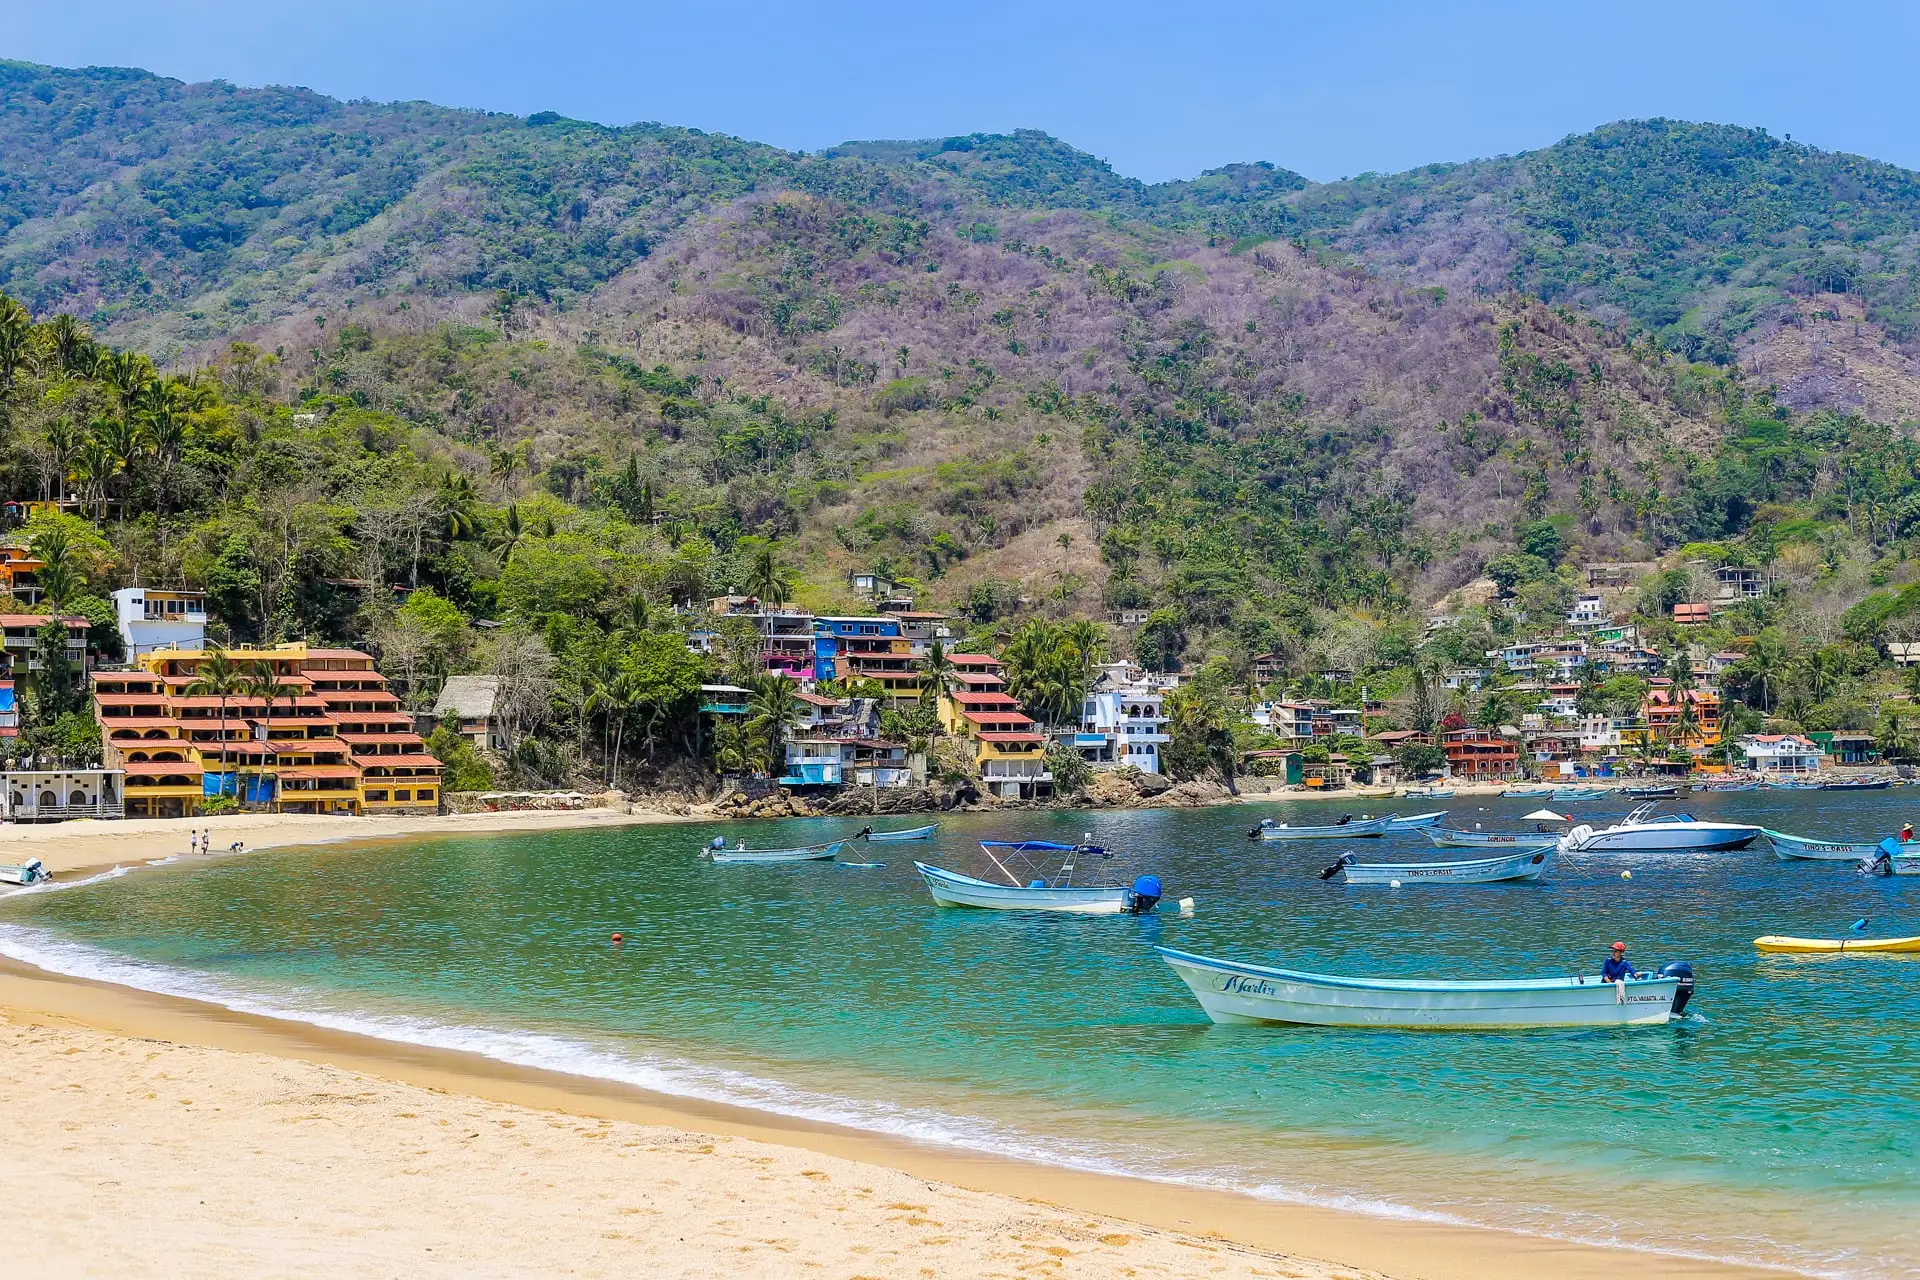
[
  {"left": 1124, "top": 874, "right": 1163, "bottom": 915},
  {"left": 1660, "top": 961, "right": 1695, "bottom": 1018},
  {"left": 1318, "top": 854, "right": 1355, "bottom": 881},
  {"left": 707, "top": 836, "right": 726, "bottom": 852}
]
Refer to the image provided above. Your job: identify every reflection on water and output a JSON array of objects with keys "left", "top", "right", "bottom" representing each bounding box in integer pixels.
[{"left": 5, "top": 792, "right": 1920, "bottom": 1278}]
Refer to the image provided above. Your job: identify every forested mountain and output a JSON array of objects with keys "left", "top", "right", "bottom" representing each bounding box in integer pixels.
[{"left": 6, "top": 56, "right": 1920, "bottom": 776}]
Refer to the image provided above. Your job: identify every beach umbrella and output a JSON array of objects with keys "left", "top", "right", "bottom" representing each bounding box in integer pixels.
[{"left": 1522, "top": 809, "right": 1571, "bottom": 822}]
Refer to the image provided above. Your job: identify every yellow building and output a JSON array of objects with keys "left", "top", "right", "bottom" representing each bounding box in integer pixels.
[
  {"left": 93, "top": 643, "right": 441, "bottom": 818},
  {"left": 936, "top": 680, "right": 1051, "bottom": 800}
]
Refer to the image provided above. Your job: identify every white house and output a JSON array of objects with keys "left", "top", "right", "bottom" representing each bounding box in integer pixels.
[
  {"left": 1742, "top": 734, "right": 1821, "bottom": 775},
  {"left": 1249, "top": 700, "right": 1314, "bottom": 742},
  {"left": 112, "top": 587, "right": 208, "bottom": 659},
  {"left": 2, "top": 766, "right": 124, "bottom": 821},
  {"left": 1079, "top": 683, "right": 1169, "bottom": 774},
  {"left": 1566, "top": 595, "right": 1608, "bottom": 627}
]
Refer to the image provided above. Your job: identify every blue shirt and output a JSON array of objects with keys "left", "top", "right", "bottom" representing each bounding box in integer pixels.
[{"left": 1602, "top": 957, "right": 1636, "bottom": 981}]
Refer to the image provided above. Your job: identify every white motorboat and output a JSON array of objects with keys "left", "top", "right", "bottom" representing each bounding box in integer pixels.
[
  {"left": 915, "top": 840, "right": 1188, "bottom": 915},
  {"left": 0, "top": 858, "right": 50, "bottom": 886},
  {"left": 1765, "top": 829, "right": 1920, "bottom": 861},
  {"left": 1155, "top": 947, "right": 1694, "bottom": 1029},
  {"left": 1251, "top": 816, "right": 1391, "bottom": 841},
  {"left": 1322, "top": 846, "right": 1552, "bottom": 885},
  {"left": 1384, "top": 811, "right": 1447, "bottom": 831},
  {"left": 1558, "top": 804, "right": 1760, "bottom": 854},
  {"left": 861, "top": 823, "right": 938, "bottom": 843},
  {"left": 706, "top": 840, "right": 845, "bottom": 864},
  {"left": 1424, "top": 827, "right": 1558, "bottom": 849}
]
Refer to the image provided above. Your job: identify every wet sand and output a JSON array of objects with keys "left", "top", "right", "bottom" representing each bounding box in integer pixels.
[{"left": 0, "top": 952, "right": 1785, "bottom": 1280}]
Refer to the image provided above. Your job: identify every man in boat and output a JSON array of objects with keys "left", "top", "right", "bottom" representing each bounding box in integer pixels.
[
  {"left": 1902, "top": 822, "right": 1914, "bottom": 843},
  {"left": 1601, "top": 941, "right": 1637, "bottom": 982}
]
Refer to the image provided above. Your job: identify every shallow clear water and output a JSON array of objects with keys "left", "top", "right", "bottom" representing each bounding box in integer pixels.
[{"left": 5, "top": 793, "right": 1920, "bottom": 1277}]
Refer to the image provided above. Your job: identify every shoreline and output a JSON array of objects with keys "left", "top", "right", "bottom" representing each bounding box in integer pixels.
[{"left": 0, "top": 952, "right": 1785, "bottom": 1280}]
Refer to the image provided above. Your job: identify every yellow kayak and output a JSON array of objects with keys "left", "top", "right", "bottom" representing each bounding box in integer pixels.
[{"left": 1754, "top": 934, "right": 1920, "bottom": 954}]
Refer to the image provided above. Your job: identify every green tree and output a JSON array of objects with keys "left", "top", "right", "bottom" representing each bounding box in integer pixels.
[
  {"left": 1044, "top": 741, "right": 1093, "bottom": 796},
  {"left": 919, "top": 638, "right": 956, "bottom": 707},
  {"left": 27, "top": 620, "right": 82, "bottom": 723},
  {"left": 241, "top": 660, "right": 300, "bottom": 809},
  {"left": 426, "top": 712, "right": 495, "bottom": 791},
  {"left": 746, "top": 673, "right": 805, "bottom": 775},
  {"left": 743, "top": 544, "right": 796, "bottom": 605}
]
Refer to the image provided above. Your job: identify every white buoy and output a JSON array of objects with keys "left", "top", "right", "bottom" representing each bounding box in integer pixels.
[
  {"left": 1621, "top": 870, "right": 1633, "bottom": 880},
  {"left": 1389, "top": 878, "right": 1402, "bottom": 888},
  {"left": 1177, "top": 897, "right": 1196, "bottom": 916}
]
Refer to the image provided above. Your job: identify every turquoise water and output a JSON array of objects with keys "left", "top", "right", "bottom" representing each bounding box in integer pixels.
[{"left": 5, "top": 794, "right": 1920, "bottom": 1277}]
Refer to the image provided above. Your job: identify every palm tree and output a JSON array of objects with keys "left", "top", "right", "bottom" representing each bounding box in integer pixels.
[
  {"left": 1879, "top": 707, "right": 1918, "bottom": 764},
  {"left": 242, "top": 661, "right": 300, "bottom": 810},
  {"left": 586, "top": 670, "right": 642, "bottom": 787},
  {"left": 746, "top": 673, "right": 805, "bottom": 776},
  {"left": 919, "top": 639, "right": 956, "bottom": 706},
  {"left": 42, "top": 417, "right": 79, "bottom": 502},
  {"left": 185, "top": 649, "right": 247, "bottom": 801},
  {"left": 45, "top": 312, "right": 95, "bottom": 375},
  {"left": 487, "top": 504, "right": 525, "bottom": 563},
  {"left": 439, "top": 473, "right": 480, "bottom": 542},
  {"left": 744, "top": 545, "right": 796, "bottom": 606},
  {"left": 28, "top": 528, "right": 84, "bottom": 611},
  {"left": 69, "top": 436, "right": 117, "bottom": 521},
  {"left": 93, "top": 413, "right": 146, "bottom": 524}
]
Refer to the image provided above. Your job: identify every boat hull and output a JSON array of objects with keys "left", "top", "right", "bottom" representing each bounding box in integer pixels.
[
  {"left": 709, "top": 841, "right": 845, "bottom": 864},
  {"left": 1383, "top": 811, "right": 1446, "bottom": 831},
  {"left": 915, "top": 862, "right": 1137, "bottom": 914},
  {"left": 1258, "top": 817, "right": 1391, "bottom": 841},
  {"left": 864, "top": 824, "right": 937, "bottom": 843},
  {"left": 1155, "top": 948, "right": 1681, "bottom": 1029},
  {"left": 1341, "top": 847, "right": 1551, "bottom": 885},
  {"left": 1755, "top": 934, "right": 1920, "bottom": 954},
  {"left": 1423, "top": 829, "right": 1556, "bottom": 849},
  {"left": 1766, "top": 830, "right": 1920, "bottom": 861},
  {"left": 1563, "top": 823, "right": 1759, "bottom": 853},
  {"left": 1550, "top": 788, "right": 1606, "bottom": 802}
]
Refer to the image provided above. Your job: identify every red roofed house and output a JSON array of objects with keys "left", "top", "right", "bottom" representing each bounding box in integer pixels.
[{"left": 937, "top": 674, "right": 1052, "bottom": 799}]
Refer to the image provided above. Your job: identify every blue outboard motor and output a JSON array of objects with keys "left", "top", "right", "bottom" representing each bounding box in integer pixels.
[
  {"left": 1124, "top": 874, "right": 1163, "bottom": 915},
  {"left": 1660, "top": 961, "right": 1696, "bottom": 1017},
  {"left": 708, "top": 836, "right": 726, "bottom": 851}
]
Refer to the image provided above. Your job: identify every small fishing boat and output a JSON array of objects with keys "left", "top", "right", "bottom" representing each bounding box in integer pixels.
[
  {"left": 915, "top": 840, "right": 1187, "bottom": 915},
  {"left": 1321, "top": 846, "right": 1552, "bottom": 885},
  {"left": 1754, "top": 934, "right": 1920, "bottom": 954},
  {"left": 0, "top": 858, "right": 49, "bottom": 886},
  {"left": 1765, "top": 778, "right": 1823, "bottom": 791},
  {"left": 1401, "top": 786, "right": 1455, "bottom": 799},
  {"left": 1154, "top": 947, "right": 1694, "bottom": 1029},
  {"left": 1559, "top": 804, "right": 1761, "bottom": 854},
  {"left": 1501, "top": 787, "right": 1555, "bottom": 799},
  {"left": 1384, "top": 811, "right": 1447, "bottom": 831},
  {"left": 1550, "top": 786, "right": 1607, "bottom": 802},
  {"left": 1251, "top": 816, "right": 1391, "bottom": 841},
  {"left": 1423, "top": 827, "right": 1557, "bottom": 849},
  {"left": 1623, "top": 785, "right": 1680, "bottom": 799},
  {"left": 1358, "top": 789, "right": 1397, "bottom": 799},
  {"left": 1823, "top": 778, "right": 1893, "bottom": 791},
  {"left": 861, "top": 822, "right": 938, "bottom": 843},
  {"left": 705, "top": 840, "right": 845, "bottom": 864},
  {"left": 1764, "top": 829, "right": 1920, "bottom": 862}
]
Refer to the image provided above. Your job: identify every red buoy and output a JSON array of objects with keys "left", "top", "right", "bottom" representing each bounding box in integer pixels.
[{"left": 611, "top": 933, "right": 623, "bottom": 944}]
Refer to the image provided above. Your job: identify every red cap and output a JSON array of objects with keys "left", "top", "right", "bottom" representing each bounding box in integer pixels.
[{"left": 1610, "top": 941, "right": 1627, "bottom": 951}]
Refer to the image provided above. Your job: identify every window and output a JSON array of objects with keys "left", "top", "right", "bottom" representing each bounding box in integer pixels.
[
  {"left": 365, "top": 790, "right": 388, "bottom": 801},
  {"left": 394, "top": 790, "right": 412, "bottom": 801},
  {"left": 417, "top": 789, "right": 435, "bottom": 802}
]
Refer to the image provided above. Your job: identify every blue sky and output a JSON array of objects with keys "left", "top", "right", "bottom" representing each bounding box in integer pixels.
[{"left": 4, "top": 1, "right": 1916, "bottom": 182}]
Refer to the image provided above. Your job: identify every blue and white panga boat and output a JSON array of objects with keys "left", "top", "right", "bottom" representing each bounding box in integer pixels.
[
  {"left": 915, "top": 840, "right": 1188, "bottom": 915},
  {"left": 704, "top": 838, "right": 844, "bottom": 864},
  {"left": 1383, "top": 811, "right": 1447, "bottom": 831},
  {"left": 1250, "top": 815, "right": 1391, "bottom": 841},
  {"left": 1550, "top": 786, "right": 1607, "bottom": 801},
  {"left": 1155, "top": 947, "right": 1695, "bottom": 1029},
  {"left": 1764, "top": 828, "right": 1920, "bottom": 861},
  {"left": 1321, "top": 846, "right": 1551, "bottom": 885},
  {"left": 1423, "top": 827, "right": 1557, "bottom": 849},
  {"left": 860, "top": 822, "right": 937, "bottom": 843}
]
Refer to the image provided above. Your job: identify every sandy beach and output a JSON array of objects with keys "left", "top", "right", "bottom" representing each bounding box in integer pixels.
[
  {"left": 0, "top": 808, "right": 1788, "bottom": 1280},
  {"left": 0, "top": 804, "right": 696, "bottom": 878}
]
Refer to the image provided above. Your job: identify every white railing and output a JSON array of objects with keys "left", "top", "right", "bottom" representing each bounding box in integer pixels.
[{"left": 4, "top": 800, "right": 125, "bottom": 822}]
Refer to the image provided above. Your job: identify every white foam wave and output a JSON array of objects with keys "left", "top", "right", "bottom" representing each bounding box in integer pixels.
[
  {"left": 0, "top": 923, "right": 1854, "bottom": 1278},
  {"left": 0, "top": 863, "right": 135, "bottom": 899}
]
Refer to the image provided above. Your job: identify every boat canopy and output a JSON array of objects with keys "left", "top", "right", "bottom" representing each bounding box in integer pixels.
[{"left": 980, "top": 839, "right": 1104, "bottom": 854}]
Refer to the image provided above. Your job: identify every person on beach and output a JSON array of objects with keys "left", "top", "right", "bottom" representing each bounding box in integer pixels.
[{"left": 1601, "top": 941, "right": 1636, "bottom": 982}]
